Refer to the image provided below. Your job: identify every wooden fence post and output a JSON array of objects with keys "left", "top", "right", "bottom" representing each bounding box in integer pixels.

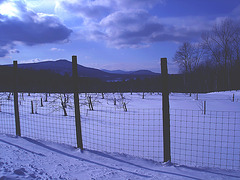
[
  {"left": 204, "top": 100, "right": 206, "bottom": 115},
  {"left": 13, "top": 61, "right": 21, "bottom": 136},
  {"left": 161, "top": 58, "right": 171, "bottom": 162},
  {"left": 72, "top": 56, "right": 83, "bottom": 150},
  {"left": 31, "top": 101, "right": 34, "bottom": 114},
  {"left": 41, "top": 98, "right": 43, "bottom": 107}
]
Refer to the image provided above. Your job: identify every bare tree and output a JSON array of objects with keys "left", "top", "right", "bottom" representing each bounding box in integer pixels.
[
  {"left": 48, "top": 93, "right": 73, "bottom": 116},
  {"left": 79, "top": 93, "right": 101, "bottom": 111},
  {"left": 60, "top": 94, "right": 68, "bottom": 116},
  {"left": 201, "top": 18, "right": 240, "bottom": 88},
  {"left": 87, "top": 95, "right": 94, "bottom": 111},
  {"left": 173, "top": 42, "right": 202, "bottom": 73},
  {"left": 173, "top": 41, "right": 203, "bottom": 92}
]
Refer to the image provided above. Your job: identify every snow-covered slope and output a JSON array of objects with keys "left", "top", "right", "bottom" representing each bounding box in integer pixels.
[{"left": 1, "top": 134, "right": 240, "bottom": 180}]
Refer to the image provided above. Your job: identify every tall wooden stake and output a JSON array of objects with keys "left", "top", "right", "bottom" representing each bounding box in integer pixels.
[
  {"left": 13, "top": 61, "right": 21, "bottom": 136},
  {"left": 161, "top": 58, "right": 171, "bottom": 162},
  {"left": 72, "top": 56, "right": 83, "bottom": 150}
]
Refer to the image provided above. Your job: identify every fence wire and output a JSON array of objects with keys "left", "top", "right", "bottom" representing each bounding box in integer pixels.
[
  {"left": 81, "top": 106, "right": 163, "bottom": 162},
  {"left": 0, "top": 92, "right": 239, "bottom": 170},
  {"left": 0, "top": 93, "right": 15, "bottom": 135},
  {"left": 12, "top": 93, "right": 76, "bottom": 146},
  {"left": 171, "top": 109, "right": 240, "bottom": 169}
]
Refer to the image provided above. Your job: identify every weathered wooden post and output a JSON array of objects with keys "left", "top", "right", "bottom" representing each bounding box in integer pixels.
[
  {"left": 204, "top": 100, "right": 206, "bottom": 115},
  {"left": 41, "top": 98, "right": 43, "bottom": 107},
  {"left": 161, "top": 58, "right": 171, "bottom": 162},
  {"left": 72, "top": 56, "right": 83, "bottom": 150},
  {"left": 13, "top": 61, "right": 21, "bottom": 136},
  {"left": 45, "top": 93, "right": 48, "bottom": 102},
  {"left": 31, "top": 101, "right": 34, "bottom": 114}
]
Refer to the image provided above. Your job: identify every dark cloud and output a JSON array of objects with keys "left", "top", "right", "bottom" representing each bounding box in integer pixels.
[
  {"left": 61, "top": 0, "right": 202, "bottom": 48},
  {"left": 110, "top": 22, "right": 165, "bottom": 47},
  {"left": 87, "top": 10, "right": 202, "bottom": 48},
  {"left": 0, "top": 16, "right": 72, "bottom": 45},
  {"left": 0, "top": 0, "right": 72, "bottom": 57}
]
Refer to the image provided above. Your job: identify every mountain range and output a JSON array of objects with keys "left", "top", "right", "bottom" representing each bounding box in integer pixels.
[{"left": 8, "top": 60, "right": 160, "bottom": 81}]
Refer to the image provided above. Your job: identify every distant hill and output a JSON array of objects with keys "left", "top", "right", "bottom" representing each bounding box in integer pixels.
[
  {"left": 101, "top": 69, "right": 134, "bottom": 74},
  {"left": 101, "top": 69, "right": 158, "bottom": 76},
  {"left": 130, "top": 70, "right": 158, "bottom": 75},
  {"left": 15, "top": 60, "right": 110, "bottom": 78},
  {"left": 6, "top": 60, "right": 160, "bottom": 81}
]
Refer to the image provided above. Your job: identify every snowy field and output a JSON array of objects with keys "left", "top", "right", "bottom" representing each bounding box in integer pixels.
[
  {"left": 1, "top": 91, "right": 240, "bottom": 178},
  {"left": 1, "top": 134, "right": 240, "bottom": 180}
]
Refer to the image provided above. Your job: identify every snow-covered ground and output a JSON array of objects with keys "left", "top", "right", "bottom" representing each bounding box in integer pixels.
[
  {"left": 1, "top": 134, "right": 240, "bottom": 180},
  {"left": 1, "top": 91, "right": 240, "bottom": 179}
]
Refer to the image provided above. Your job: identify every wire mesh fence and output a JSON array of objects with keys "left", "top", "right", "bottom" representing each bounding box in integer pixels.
[
  {"left": 0, "top": 93, "right": 15, "bottom": 135},
  {"left": 19, "top": 93, "right": 77, "bottom": 146},
  {"left": 171, "top": 109, "right": 240, "bottom": 169},
  {"left": 81, "top": 106, "right": 163, "bottom": 162},
  {"left": 0, "top": 92, "right": 240, "bottom": 170}
]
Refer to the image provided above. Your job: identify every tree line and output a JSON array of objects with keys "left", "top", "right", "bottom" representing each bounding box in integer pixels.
[{"left": 173, "top": 18, "right": 240, "bottom": 91}]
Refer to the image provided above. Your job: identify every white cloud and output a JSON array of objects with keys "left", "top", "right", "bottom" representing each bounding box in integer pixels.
[
  {"left": 24, "top": 0, "right": 57, "bottom": 14},
  {"left": 50, "top": 47, "right": 64, "bottom": 51},
  {"left": 20, "top": 58, "right": 54, "bottom": 64},
  {"left": 0, "top": 1, "right": 21, "bottom": 18}
]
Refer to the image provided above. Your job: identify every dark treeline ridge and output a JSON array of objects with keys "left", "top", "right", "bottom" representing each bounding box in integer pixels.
[
  {"left": 1, "top": 65, "right": 239, "bottom": 93},
  {"left": 186, "top": 60, "right": 240, "bottom": 92},
  {"left": 173, "top": 18, "right": 240, "bottom": 92}
]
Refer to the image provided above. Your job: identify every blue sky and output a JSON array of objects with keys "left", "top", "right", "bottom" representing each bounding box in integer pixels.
[{"left": 0, "top": 0, "right": 240, "bottom": 73}]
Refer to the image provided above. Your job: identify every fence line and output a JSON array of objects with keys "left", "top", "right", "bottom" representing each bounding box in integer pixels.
[
  {"left": 0, "top": 92, "right": 240, "bottom": 170},
  {"left": 170, "top": 109, "right": 240, "bottom": 169},
  {"left": 81, "top": 106, "right": 163, "bottom": 162}
]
